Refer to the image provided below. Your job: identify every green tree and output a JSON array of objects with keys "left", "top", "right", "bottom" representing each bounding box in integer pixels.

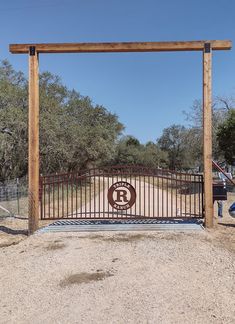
[
  {"left": 64, "top": 92, "right": 124, "bottom": 170},
  {"left": 0, "top": 61, "right": 28, "bottom": 182},
  {"left": 217, "top": 109, "right": 235, "bottom": 165},
  {"left": 0, "top": 60, "right": 124, "bottom": 180},
  {"left": 141, "top": 142, "right": 168, "bottom": 168},
  {"left": 39, "top": 73, "right": 124, "bottom": 173},
  {"left": 157, "top": 124, "right": 190, "bottom": 170},
  {"left": 112, "top": 136, "right": 167, "bottom": 168},
  {"left": 112, "top": 136, "right": 143, "bottom": 165}
]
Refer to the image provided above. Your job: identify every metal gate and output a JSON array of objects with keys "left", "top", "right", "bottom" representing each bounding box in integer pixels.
[{"left": 40, "top": 165, "right": 204, "bottom": 220}]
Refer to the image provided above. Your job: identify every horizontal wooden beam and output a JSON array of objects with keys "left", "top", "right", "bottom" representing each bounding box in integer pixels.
[{"left": 9, "top": 40, "right": 232, "bottom": 54}]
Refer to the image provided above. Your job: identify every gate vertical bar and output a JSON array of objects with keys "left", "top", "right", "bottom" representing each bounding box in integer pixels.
[
  {"left": 157, "top": 174, "right": 159, "bottom": 217},
  {"left": 75, "top": 175, "right": 78, "bottom": 217},
  {"left": 102, "top": 171, "right": 104, "bottom": 218},
  {"left": 184, "top": 173, "right": 187, "bottom": 217},
  {"left": 198, "top": 176, "right": 201, "bottom": 216},
  {"left": 152, "top": 174, "right": 154, "bottom": 217},
  {"left": 203, "top": 43, "right": 213, "bottom": 228},
  {"left": 144, "top": 175, "right": 146, "bottom": 217},
  {"left": 28, "top": 46, "right": 39, "bottom": 234},
  {"left": 175, "top": 174, "right": 178, "bottom": 217},
  {"left": 166, "top": 175, "right": 168, "bottom": 216},
  {"left": 71, "top": 174, "right": 73, "bottom": 218},
  {"left": 85, "top": 174, "right": 87, "bottom": 217},
  {"left": 52, "top": 176, "right": 55, "bottom": 218},
  {"left": 189, "top": 174, "right": 192, "bottom": 217},
  {"left": 171, "top": 173, "right": 173, "bottom": 217},
  {"left": 148, "top": 174, "right": 150, "bottom": 217},
  {"left": 66, "top": 176, "right": 68, "bottom": 217},
  {"left": 48, "top": 182, "right": 50, "bottom": 218},
  {"left": 80, "top": 174, "right": 83, "bottom": 217},
  {"left": 98, "top": 170, "right": 101, "bottom": 218},
  {"left": 57, "top": 178, "right": 60, "bottom": 218}
]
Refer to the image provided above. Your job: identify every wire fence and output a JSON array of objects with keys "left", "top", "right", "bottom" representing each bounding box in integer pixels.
[{"left": 0, "top": 177, "right": 28, "bottom": 218}]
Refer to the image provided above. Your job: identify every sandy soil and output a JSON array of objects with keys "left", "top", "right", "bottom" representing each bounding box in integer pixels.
[{"left": 0, "top": 192, "right": 234, "bottom": 324}]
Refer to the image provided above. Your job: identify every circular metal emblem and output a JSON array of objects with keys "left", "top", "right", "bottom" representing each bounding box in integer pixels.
[{"left": 108, "top": 181, "right": 136, "bottom": 210}]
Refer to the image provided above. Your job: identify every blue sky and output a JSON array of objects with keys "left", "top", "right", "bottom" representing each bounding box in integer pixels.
[{"left": 0, "top": 0, "right": 234, "bottom": 143}]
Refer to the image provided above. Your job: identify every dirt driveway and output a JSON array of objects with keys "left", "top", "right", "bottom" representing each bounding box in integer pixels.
[{"left": 0, "top": 216, "right": 235, "bottom": 324}]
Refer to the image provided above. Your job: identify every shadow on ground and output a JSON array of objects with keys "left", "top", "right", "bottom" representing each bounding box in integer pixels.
[
  {"left": 218, "top": 223, "right": 235, "bottom": 228},
  {"left": 0, "top": 226, "right": 28, "bottom": 236}
]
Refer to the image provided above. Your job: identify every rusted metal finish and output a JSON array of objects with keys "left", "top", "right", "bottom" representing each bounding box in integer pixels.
[
  {"left": 108, "top": 181, "right": 136, "bottom": 210},
  {"left": 39, "top": 165, "right": 204, "bottom": 220}
]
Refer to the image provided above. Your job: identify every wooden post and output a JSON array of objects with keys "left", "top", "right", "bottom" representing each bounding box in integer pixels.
[
  {"left": 203, "top": 43, "right": 213, "bottom": 228},
  {"left": 28, "top": 46, "right": 39, "bottom": 234}
]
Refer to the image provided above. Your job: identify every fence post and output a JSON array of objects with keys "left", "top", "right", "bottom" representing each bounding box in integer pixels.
[
  {"left": 28, "top": 46, "right": 40, "bottom": 234},
  {"left": 203, "top": 43, "right": 213, "bottom": 228}
]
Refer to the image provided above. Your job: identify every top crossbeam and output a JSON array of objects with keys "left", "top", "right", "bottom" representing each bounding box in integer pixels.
[{"left": 9, "top": 40, "right": 232, "bottom": 54}]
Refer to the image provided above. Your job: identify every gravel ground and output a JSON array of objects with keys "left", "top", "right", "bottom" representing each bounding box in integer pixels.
[{"left": 0, "top": 223, "right": 234, "bottom": 324}]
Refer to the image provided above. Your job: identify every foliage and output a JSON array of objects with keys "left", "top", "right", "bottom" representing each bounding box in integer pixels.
[
  {"left": 0, "top": 61, "right": 124, "bottom": 181},
  {"left": 0, "top": 59, "right": 233, "bottom": 182},
  {"left": 217, "top": 109, "right": 235, "bottom": 165},
  {"left": 157, "top": 125, "right": 190, "bottom": 170},
  {"left": 0, "top": 61, "right": 28, "bottom": 181},
  {"left": 142, "top": 141, "right": 168, "bottom": 168},
  {"left": 112, "top": 136, "right": 168, "bottom": 168},
  {"left": 183, "top": 98, "right": 233, "bottom": 165}
]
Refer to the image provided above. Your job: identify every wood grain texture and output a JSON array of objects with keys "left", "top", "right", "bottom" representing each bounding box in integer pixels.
[
  {"left": 9, "top": 40, "right": 232, "bottom": 54},
  {"left": 203, "top": 46, "right": 213, "bottom": 228},
  {"left": 28, "top": 51, "right": 39, "bottom": 234}
]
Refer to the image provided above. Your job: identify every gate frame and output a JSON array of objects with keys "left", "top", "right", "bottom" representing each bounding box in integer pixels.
[
  {"left": 9, "top": 40, "right": 232, "bottom": 233},
  {"left": 40, "top": 165, "right": 204, "bottom": 220}
]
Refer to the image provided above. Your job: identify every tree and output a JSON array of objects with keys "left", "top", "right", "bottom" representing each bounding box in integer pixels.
[
  {"left": 0, "top": 61, "right": 28, "bottom": 182},
  {"left": 112, "top": 136, "right": 143, "bottom": 165},
  {"left": 39, "top": 73, "right": 124, "bottom": 173},
  {"left": 0, "top": 60, "right": 27, "bottom": 111},
  {"left": 183, "top": 98, "right": 232, "bottom": 163},
  {"left": 0, "top": 60, "right": 124, "bottom": 181},
  {"left": 64, "top": 94, "right": 124, "bottom": 170},
  {"left": 141, "top": 142, "right": 168, "bottom": 168},
  {"left": 157, "top": 125, "right": 191, "bottom": 170},
  {"left": 217, "top": 109, "right": 235, "bottom": 165},
  {"left": 111, "top": 136, "right": 168, "bottom": 168}
]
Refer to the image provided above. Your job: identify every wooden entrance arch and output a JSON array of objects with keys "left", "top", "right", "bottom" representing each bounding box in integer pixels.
[{"left": 9, "top": 40, "right": 232, "bottom": 233}]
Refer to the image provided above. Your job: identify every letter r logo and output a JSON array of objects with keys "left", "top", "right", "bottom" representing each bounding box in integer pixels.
[
  {"left": 114, "top": 189, "right": 128, "bottom": 203},
  {"left": 108, "top": 181, "right": 136, "bottom": 210}
]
